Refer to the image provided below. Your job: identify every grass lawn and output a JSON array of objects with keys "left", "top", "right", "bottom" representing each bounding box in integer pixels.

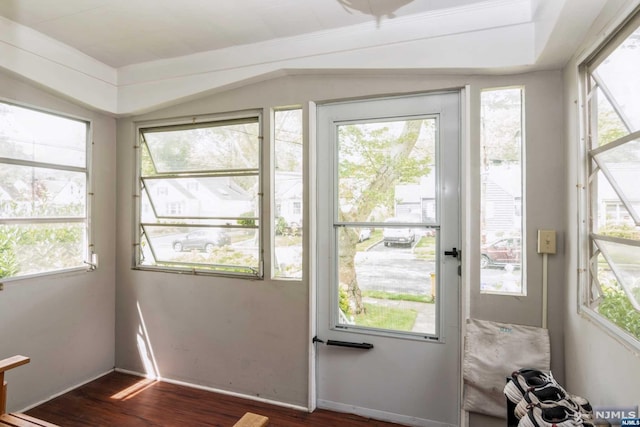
[
  {"left": 354, "top": 303, "right": 417, "bottom": 331},
  {"left": 356, "top": 229, "right": 383, "bottom": 251},
  {"left": 362, "top": 289, "right": 433, "bottom": 303},
  {"left": 274, "top": 234, "right": 302, "bottom": 246},
  {"left": 413, "top": 235, "right": 436, "bottom": 259}
]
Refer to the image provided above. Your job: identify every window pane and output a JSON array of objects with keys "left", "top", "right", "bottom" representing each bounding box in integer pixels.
[
  {"left": 592, "top": 27, "right": 640, "bottom": 132},
  {"left": 142, "top": 119, "right": 259, "bottom": 173},
  {"left": 138, "top": 115, "right": 262, "bottom": 277},
  {"left": 593, "top": 138, "right": 640, "bottom": 225},
  {"left": 334, "top": 117, "right": 438, "bottom": 336},
  {"left": 596, "top": 87, "right": 629, "bottom": 147},
  {"left": 142, "top": 176, "right": 257, "bottom": 219},
  {"left": 337, "top": 226, "right": 436, "bottom": 335},
  {"left": 337, "top": 119, "right": 436, "bottom": 223},
  {"left": 141, "top": 225, "right": 259, "bottom": 274},
  {"left": 0, "top": 164, "right": 86, "bottom": 218},
  {"left": 480, "top": 88, "right": 524, "bottom": 294},
  {"left": 0, "top": 101, "right": 89, "bottom": 280},
  {"left": 584, "top": 16, "right": 640, "bottom": 340},
  {"left": 0, "top": 223, "right": 85, "bottom": 278},
  {"left": 273, "top": 109, "right": 303, "bottom": 279},
  {"left": 595, "top": 238, "right": 640, "bottom": 311},
  {"left": 0, "top": 103, "right": 86, "bottom": 168}
]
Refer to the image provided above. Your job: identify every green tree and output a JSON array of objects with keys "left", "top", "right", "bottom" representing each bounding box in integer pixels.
[
  {"left": 481, "top": 89, "right": 522, "bottom": 165},
  {"left": 599, "top": 285, "right": 640, "bottom": 340},
  {"left": 274, "top": 110, "right": 303, "bottom": 173},
  {"left": 0, "top": 227, "right": 19, "bottom": 278},
  {"left": 337, "top": 119, "right": 431, "bottom": 313}
]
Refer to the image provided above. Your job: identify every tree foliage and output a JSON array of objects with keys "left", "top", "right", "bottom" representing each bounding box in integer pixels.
[
  {"left": 481, "top": 89, "right": 522, "bottom": 165},
  {"left": 599, "top": 285, "right": 640, "bottom": 340},
  {"left": 0, "top": 228, "right": 19, "bottom": 278},
  {"left": 337, "top": 119, "right": 433, "bottom": 313}
]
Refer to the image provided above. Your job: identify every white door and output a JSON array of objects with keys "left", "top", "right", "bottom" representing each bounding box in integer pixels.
[{"left": 315, "top": 91, "right": 461, "bottom": 427}]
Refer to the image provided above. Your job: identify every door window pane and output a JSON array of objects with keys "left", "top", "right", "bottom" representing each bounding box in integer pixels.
[
  {"left": 480, "top": 88, "right": 525, "bottom": 294},
  {"left": 335, "top": 118, "right": 438, "bottom": 336}
]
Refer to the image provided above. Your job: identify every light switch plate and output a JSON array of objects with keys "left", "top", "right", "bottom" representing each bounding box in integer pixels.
[{"left": 537, "top": 229, "right": 557, "bottom": 254}]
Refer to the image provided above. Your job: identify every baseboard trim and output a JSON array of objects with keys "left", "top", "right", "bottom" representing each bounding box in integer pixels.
[
  {"left": 114, "top": 368, "right": 310, "bottom": 413},
  {"left": 317, "top": 399, "right": 456, "bottom": 427},
  {"left": 18, "top": 368, "right": 115, "bottom": 412}
]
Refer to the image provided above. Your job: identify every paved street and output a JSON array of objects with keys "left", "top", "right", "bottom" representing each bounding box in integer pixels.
[{"left": 355, "top": 241, "right": 435, "bottom": 295}]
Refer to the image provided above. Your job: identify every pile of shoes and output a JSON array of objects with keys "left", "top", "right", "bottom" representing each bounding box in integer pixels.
[{"left": 504, "top": 368, "right": 594, "bottom": 427}]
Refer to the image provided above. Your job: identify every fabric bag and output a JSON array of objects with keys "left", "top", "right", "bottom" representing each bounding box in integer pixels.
[{"left": 463, "top": 318, "right": 551, "bottom": 418}]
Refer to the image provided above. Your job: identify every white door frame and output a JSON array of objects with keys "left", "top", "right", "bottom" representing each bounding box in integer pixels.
[{"left": 307, "top": 89, "right": 467, "bottom": 426}]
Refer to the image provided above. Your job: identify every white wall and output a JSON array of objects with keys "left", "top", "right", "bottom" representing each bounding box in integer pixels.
[
  {"left": 563, "top": 0, "right": 640, "bottom": 411},
  {"left": 0, "top": 71, "right": 117, "bottom": 412},
  {"left": 115, "top": 71, "right": 566, "bottom": 415},
  {"left": 468, "top": 71, "right": 565, "bottom": 427}
]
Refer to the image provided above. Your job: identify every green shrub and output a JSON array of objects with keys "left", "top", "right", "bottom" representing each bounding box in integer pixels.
[
  {"left": 339, "top": 286, "right": 351, "bottom": 315},
  {"left": 598, "top": 286, "right": 640, "bottom": 340},
  {"left": 237, "top": 211, "right": 256, "bottom": 227},
  {"left": 0, "top": 227, "right": 19, "bottom": 278},
  {"left": 275, "top": 217, "right": 287, "bottom": 236},
  {"left": 598, "top": 223, "right": 640, "bottom": 240}
]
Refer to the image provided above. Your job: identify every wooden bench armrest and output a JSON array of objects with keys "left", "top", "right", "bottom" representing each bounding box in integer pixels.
[
  {"left": 1, "top": 413, "right": 59, "bottom": 427},
  {"left": 233, "top": 412, "right": 269, "bottom": 427},
  {"left": 0, "top": 356, "right": 30, "bottom": 374},
  {"left": 0, "top": 355, "right": 57, "bottom": 426},
  {"left": 1, "top": 356, "right": 30, "bottom": 416}
]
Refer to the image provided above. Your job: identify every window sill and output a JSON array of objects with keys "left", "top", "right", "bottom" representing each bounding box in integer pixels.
[
  {"left": 580, "top": 306, "right": 640, "bottom": 355},
  {"left": 132, "top": 265, "right": 263, "bottom": 280},
  {"left": 0, "top": 266, "right": 92, "bottom": 284}
]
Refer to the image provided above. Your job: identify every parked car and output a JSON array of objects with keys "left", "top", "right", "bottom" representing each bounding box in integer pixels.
[
  {"left": 480, "top": 237, "right": 521, "bottom": 268},
  {"left": 383, "top": 218, "right": 416, "bottom": 247},
  {"left": 358, "top": 228, "right": 372, "bottom": 242},
  {"left": 172, "top": 229, "right": 231, "bottom": 253}
]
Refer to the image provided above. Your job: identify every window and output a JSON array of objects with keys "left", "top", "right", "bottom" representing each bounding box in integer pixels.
[
  {"left": 166, "top": 202, "right": 183, "bottom": 215},
  {"left": 0, "top": 101, "right": 90, "bottom": 279},
  {"left": 273, "top": 108, "right": 303, "bottom": 279},
  {"left": 582, "top": 14, "right": 640, "bottom": 342},
  {"left": 333, "top": 116, "right": 438, "bottom": 336},
  {"left": 480, "top": 88, "right": 525, "bottom": 294},
  {"left": 136, "top": 114, "right": 262, "bottom": 277}
]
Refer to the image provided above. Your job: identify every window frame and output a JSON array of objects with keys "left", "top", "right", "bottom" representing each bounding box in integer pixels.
[
  {"left": 133, "top": 110, "right": 264, "bottom": 279},
  {"left": 0, "top": 99, "right": 93, "bottom": 281},
  {"left": 579, "top": 8, "right": 640, "bottom": 349},
  {"left": 478, "top": 86, "right": 526, "bottom": 296},
  {"left": 271, "top": 107, "right": 304, "bottom": 281},
  {"left": 330, "top": 112, "right": 442, "bottom": 341}
]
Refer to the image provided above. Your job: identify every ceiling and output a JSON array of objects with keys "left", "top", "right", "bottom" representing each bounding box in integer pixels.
[
  {"left": 0, "top": 0, "right": 493, "bottom": 68},
  {"left": 0, "top": 0, "right": 607, "bottom": 115}
]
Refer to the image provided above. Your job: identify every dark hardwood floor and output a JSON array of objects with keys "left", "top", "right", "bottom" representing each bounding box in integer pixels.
[{"left": 26, "top": 372, "right": 405, "bottom": 426}]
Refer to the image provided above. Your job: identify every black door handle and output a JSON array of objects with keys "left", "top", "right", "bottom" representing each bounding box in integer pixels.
[
  {"left": 445, "top": 247, "right": 459, "bottom": 258},
  {"left": 327, "top": 340, "right": 373, "bottom": 349},
  {"left": 312, "top": 336, "right": 373, "bottom": 349}
]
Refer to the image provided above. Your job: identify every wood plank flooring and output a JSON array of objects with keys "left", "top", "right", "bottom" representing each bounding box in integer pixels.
[{"left": 26, "top": 372, "right": 405, "bottom": 426}]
